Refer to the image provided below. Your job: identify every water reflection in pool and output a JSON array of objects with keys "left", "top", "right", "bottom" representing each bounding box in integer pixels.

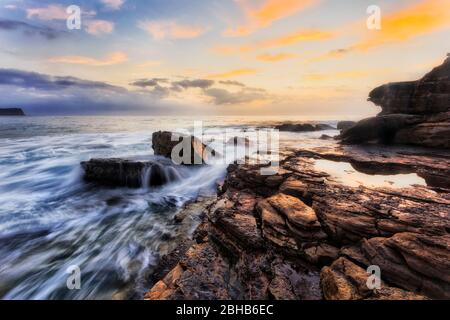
[{"left": 314, "top": 159, "right": 427, "bottom": 188}]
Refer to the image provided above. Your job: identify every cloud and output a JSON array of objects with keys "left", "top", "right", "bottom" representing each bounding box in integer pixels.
[
  {"left": 256, "top": 52, "right": 297, "bottom": 62},
  {"left": 0, "top": 68, "right": 124, "bottom": 91},
  {"left": 85, "top": 20, "right": 114, "bottom": 36},
  {"left": 172, "top": 79, "right": 215, "bottom": 89},
  {"left": 26, "top": 4, "right": 96, "bottom": 21},
  {"left": 309, "top": 0, "right": 450, "bottom": 63},
  {"left": 139, "top": 20, "right": 206, "bottom": 40},
  {"left": 101, "top": 0, "right": 125, "bottom": 10},
  {"left": 218, "top": 80, "right": 246, "bottom": 87},
  {"left": 304, "top": 71, "right": 371, "bottom": 81},
  {"left": 0, "top": 68, "right": 174, "bottom": 115},
  {"left": 204, "top": 87, "right": 269, "bottom": 105},
  {"left": 49, "top": 51, "right": 128, "bottom": 66},
  {"left": 130, "top": 78, "right": 167, "bottom": 88},
  {"left": 226, "top": 0, "right": 319, "bottom": 36},
  {"left": 215, "top": 29, "right": 333, "bottom": 55},
  {"left": 0, "top": 19, "right": 63, "bottom": 40},
  {"left": 207, "top": 68, "right": 257, "bottom": 78}
]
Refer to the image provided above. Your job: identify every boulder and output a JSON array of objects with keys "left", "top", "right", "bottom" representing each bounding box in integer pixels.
[
  {"left": 340, "top": 114, "right": 423, "bottom": 144},
  {"left": 152, "top": 131, "right": 215, "bottom": 165}
]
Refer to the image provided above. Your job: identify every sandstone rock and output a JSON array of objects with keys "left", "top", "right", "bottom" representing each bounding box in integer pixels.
[
  {"left": 360, "top": 233, "right": 450, "bottom": 299},
  {"left": 340, "top": 114, "right": 424, "bottom": 144},
  {"left": 369, "top": 55, "right": 450, "bottom": 115},
  {"left": 152, "top": 131, "right": 215, "bottom": 165}
]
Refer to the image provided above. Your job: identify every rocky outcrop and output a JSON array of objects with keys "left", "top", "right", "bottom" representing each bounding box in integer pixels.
[
  {"left": 145, "top": 145, "right": 450, "bottom": 300},
  {"left": 0, "top": 108, "right": 25, "bottom": 116},
  {"left": 275, "top": 123, "right": 334, "bottom": 132},
  {"left": 152, "top": 131, "right": 215, "bottom": 165},
  {"left": 81, "top": 158, "right": 182, "bottom": 188},
  {"left": 340, "top": 55, "right": 450, "bottom": 148}
]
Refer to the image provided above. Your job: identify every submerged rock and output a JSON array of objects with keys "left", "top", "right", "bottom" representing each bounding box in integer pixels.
[
  {"left": 152, "top": 131, "right": 215, "bottom": 165},
  {"left": 81, "top": 158, "right": 181, "bottom": 188},
  {"left": 337, "top": 121, "right": 356, "bottom": 132}
]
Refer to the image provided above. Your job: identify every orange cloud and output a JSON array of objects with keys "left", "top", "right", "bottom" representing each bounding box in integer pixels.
[
  {"left": 309, "top": 0, "right": 450, "bottom": 63},
  {"left": 49, "top": 52, "right": 128, "bottom": 66},
  {"left": 207, "top": 68, "right": 257, "bottom": 78},
  {"left": 85, "top": 20, "right": 114, "bottom": 36},
  {"left": 215, "top": 29, "right": 334, "bottom": 55},
  {"left": 226, "top": 0, "right": 318, "bottom": 36},
  {"left": 139, "top": 20, "right": 206, "bottom": 40},
  {"left": 304, "top": 71, "right": 371, "bottom": 81},
  {"left": 256, "top": 53, "right": 297, "bottom": 62}
]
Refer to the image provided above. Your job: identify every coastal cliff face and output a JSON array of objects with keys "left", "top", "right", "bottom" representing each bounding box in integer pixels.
[
  {"left": 0, "top": 108, "right": 25, "bottom": 116},
  {"left": 341, "top": 55, "right": 450, "bottom": 148}
]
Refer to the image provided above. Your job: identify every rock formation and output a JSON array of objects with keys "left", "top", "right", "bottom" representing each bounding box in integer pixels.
[
  {"left": 81, "top": 158, "right": 182, "bottom": 188},
  {"left": 152, "top": 131, "right": 215, "bottom": 165},
  {"left": 275, "top": 123, "right": 334, "bottom": 132},
  {"left": 341, "top": 55, "right": 450, "bottom": 148},
  {"left": 0, "top": 108, "right": 25, "bottom": 116},
  {"left": 145, "top": 144, "right": 449, "bottom": 300}
]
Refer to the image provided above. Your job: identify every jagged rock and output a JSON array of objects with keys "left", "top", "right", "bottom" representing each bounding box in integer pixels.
[
  {"left": 275, "top": 123, "right": 334, "bottom": 132},
  {"left": 81, "top": 158, "right": 181, "bottom": 188},
  {"left": 360, "top": 233, "right": 450, "bottom": 299},
  {"left": 152, "top": 131, "right": 215, "bottom": 165},
  {"left": 0, "top": 108, "right": 25, "bottom": 116},
  {"left": 320, "top": 257, "right": 428, "bottom": 300}
]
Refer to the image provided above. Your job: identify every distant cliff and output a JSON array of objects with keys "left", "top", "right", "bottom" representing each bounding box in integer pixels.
[{"left": 0, "top": 108, "right": 25, "bottom": 116}]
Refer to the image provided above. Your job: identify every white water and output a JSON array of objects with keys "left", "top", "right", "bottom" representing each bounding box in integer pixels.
[{"left": 0, "top": 116, "right": 340, "bottom": 299}]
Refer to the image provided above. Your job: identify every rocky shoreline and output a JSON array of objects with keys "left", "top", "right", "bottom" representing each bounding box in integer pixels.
[
  {"left": 142, "top": 56, "right": 450, "bottom": 301},
  {"left": 144, "top": 143, "right": 449, "bottom": 300}
]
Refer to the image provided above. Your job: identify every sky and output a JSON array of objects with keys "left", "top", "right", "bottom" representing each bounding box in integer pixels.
[{"left": 0, "top": 0, "right": 449, "bottom": 117}]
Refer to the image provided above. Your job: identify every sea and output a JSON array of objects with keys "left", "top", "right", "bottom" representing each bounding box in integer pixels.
[{"left": 0, "top": 116, "right": 340, "bottom": 299}]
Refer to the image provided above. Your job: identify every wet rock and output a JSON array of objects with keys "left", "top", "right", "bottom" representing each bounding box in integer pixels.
[
  {"left": 337, "top": 121, "right": 356, "bottom": 132},
  {"left": 152, "top": 131, "right": 216, "bottom": 165},
  {"left": 275, "top": 123, "right": 334, "bottom": 132},
  {"left": 340, "top": 114, "right": 424, "bottom": 144},
  {"left": 81, "top": 158, "right": 180, "bottom": 188}
]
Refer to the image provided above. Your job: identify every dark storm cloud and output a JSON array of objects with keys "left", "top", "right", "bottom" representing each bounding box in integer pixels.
[{"left": 0, "top": 19, "right": 63, "bottom": 40}]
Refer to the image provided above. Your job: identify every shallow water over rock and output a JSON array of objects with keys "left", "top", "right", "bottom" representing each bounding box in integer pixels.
[{"left": 314, "top": 159, "right": 427, "bottom": 189}]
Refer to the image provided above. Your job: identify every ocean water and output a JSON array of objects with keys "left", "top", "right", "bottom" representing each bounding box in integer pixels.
[{"left": 0, "top": 116, "right": 339, "bottom": 300}]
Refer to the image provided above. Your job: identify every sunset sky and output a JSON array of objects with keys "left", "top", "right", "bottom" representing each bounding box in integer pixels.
[{"left": 0, "top": 0, "right": 449, "bottom": 117}]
